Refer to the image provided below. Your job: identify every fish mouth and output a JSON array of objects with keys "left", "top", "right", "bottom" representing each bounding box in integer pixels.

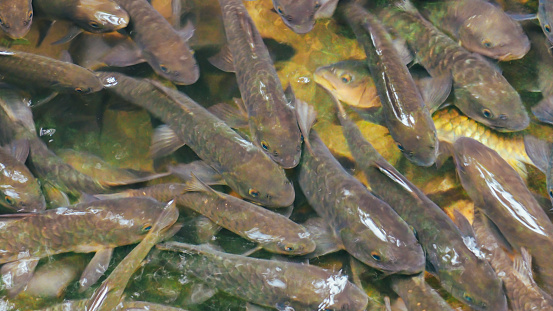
[
  {"left": 313, "top": 70, "right": 336, "bottom": 92},
  {"left": 286, "top": 21, "right": 315, "bottom": 34}
]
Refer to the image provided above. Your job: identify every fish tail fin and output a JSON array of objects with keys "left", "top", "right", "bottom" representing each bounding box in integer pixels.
[
  {"left": 513, "top": 247, "right": 536, "bottom": 285},
  {"left": 507, "top": 158, "right": 528, "bottom": 180}
]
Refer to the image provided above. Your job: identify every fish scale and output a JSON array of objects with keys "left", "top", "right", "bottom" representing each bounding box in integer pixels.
[{"left": 219, "top": 0, "right": 302, "bottom": 169}]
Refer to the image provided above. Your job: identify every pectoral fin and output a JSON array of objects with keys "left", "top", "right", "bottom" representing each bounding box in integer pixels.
[
  {"left": 150, "top": 125, "right": 186, "bottom": 158},
  {"left": 102, "top": 40, "right": 146, "bottom": 67},
  {"left": 208, "top": 45, "right": 235, "bottom": 72},
  {"left": 3, "top": 138, "right": 30, "bottom": 163},
  {"left": 79, "top": 248, "right": 113, "bottom": 292},
  {"left": 532, "top": 96, "right": 553, "bottom": 125},
  {"left": 295, "top": 99, "right": 317, "bottom": 155},
  {"left": 302, "top": 217, "right": 343, "bottom": 258},
  {"left": 416, "top": 75, "right": 452, "bottom": 114},
  {"left": 51, "top": 25, "right": 83, "bottom": 45},
  {"left": 1, "top": 258, "right": 39, "bottom": 297},
  {"left": 208, "top": 103, "right": 249, "bottom": 128},
  {"left": 523, "top": 135, "right": 550, "bottom": 173},
  {"left": 168, "top": 161, "right": 225, "bottom": 186}
]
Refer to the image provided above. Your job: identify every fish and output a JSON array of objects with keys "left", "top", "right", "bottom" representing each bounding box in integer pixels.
[
  {"left": 0, "top": 197, "right": 167, "bottom": 296},
  {"left": 110, "top": 0, "right": 199, "bottom": 85},
  {"left": 539, "top": 0, "right": 553, "bottom": 44},
  {"left": 0, "top": 48, "right": 104, "bottom": 94},
  {"left": 468, "top": 211, "right": 553, "bottom": 311},
  {"left": 270, "top": 0, "right": 339, "bottom": 34},
  {"left": 98, "top": 176, "right": 316, "bottom": 256},
  {"left": 378, "top": 1, "right": 529, "bottom": 132},
  {"left": 344, "top": 4, "right": 438, "bottom": 167},
  {"left": 390, "top": 274, "right": 455, "bottom": 311},
  {"left": 33, "top": 0, "right": 129, "bottom": 45},
  {"left": 85, "top": 200, "right": 179, "bottom": 311},
  {"left": 453, "top": 137, "right": 553, "bottom": 295},
  {"left": 314, "top": 59, "right": 534, "bottom": 177},
  {"left": 524, "top": 28, "right": 553, "bottom": 125},
  {"left": 38, "top": 300, "right": 190, "bottom": 311},
  {"left": 156, "top": 241, "right": 369, "bottom": 311},
  {"left": 97, "top": 72, "right": 295, "bottom": 208},
  {"left": 0, "top": 0, "right": 33, "bottom": 39},
  {"left": 298, "top": 129, "right": 425, "bottom": 274},
  {"left": 523, "top": 136, "right": 553, "bottom": 206},
  {"left": 417, "top": 0, "right": 530, "bottom": 60},
  {"left": 332, "top": 97, "right": 506, "bottom": 311},
  {"left": 0, "top": 143, "right": 46, "bottom": 212},
  {"left": 213, "top": 0, "right": 303, "bottom": 168}
]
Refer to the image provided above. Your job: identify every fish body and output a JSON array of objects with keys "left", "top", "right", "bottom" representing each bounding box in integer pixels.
[
  {"left": 345, "top": 4, "right": 438, "bottom": 166},
  {"left": 157, "top": 241, "right": 369, "bottom": 311},
  {"left": 38, "top": 300, "right": 189, "bottom": 311},
  {"left": 113, "top": 0, "right": 199, "bottom": 85},
  {"left": 219, "top": 0, "right": 302, "bottom": 168},
  {"left": 0, "top": 197, "right": 166, "bottom": 264},
  {"left": 391, "top": 274, "right": 455, "bottom": 311},
  {"left": 0, "top": 48, "right": 103, "bottom": 94},
  {"left": 298, "top": 130, "right": 425, "bottom": 274},
  {"left": 33, "top": 0, "right": 129, "bottom": 33},
  {"left": 0, "top": 146, "right": 45, "bottom": 212},
  {"left": 314, "top": 60, "right": 533, "bottom": 174},
  {"left": 271, "top": 0, "right": 319, "bottom": 34},
  {"left": 0, "top": 0, "right": 32, "bottom": 39},
  {"left": 379, "top": 3, "right": 529, "bottom": 132},
  {"left": 334, "top": 99, "right": 506, "bottom": 311},
  {"left": 417, "top": 0, "right": 529, "bottom": 60},
  {"left": 98, "top": 72, "right": 294, "bottom": 208},
  {"left": 539, "top": 0, "right": 553, "bottom": 44},
  {"left": 473, "top": 213, "right": 553, "bottom": 311},
  {"left": 453, "top": 137, "right": 553, "bottom": 294}
]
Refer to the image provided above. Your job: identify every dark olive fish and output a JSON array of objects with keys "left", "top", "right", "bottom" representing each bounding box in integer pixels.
[
  {"left": 333, "top": 99, "right": 506, "bottom": 311},
  {"left": 112, "top": 0, "right": 199, "bottom": 85},
  {"left": 378, "top": 1, "right": 529, "bottom": 132},
  {"left": 0, "top": 48, "right": 103, "bottom": 94},
  {"left": 97, "top": 72, "right": 294, "bottom": 208},
  {"left": 96, "top": 179, "right": 316, "bottom": 256},
  {"left": 390, "top": 274, "right": 454, "bottom": 311},
  {"left": 217, "top": 0, "right": 303, "bottom": 168},
  {"left": 86, "top": 200, "right": 179, "bottom": 311},
  {"left": 539, "top": 0, "right": 553, "bottom": 44},
  {"left": 471, "top": 212, "right": 553, "bottom": 311},
  {"left": 157, "top": 241, "right": 369, "bottom": 311},
  {"left": 453, "top": 137, "right": 553, "bottom": 295},
  {"left": 298, "top": 129, "right": 425, "bottom": 274},
  {"left": 345, "top": 4, "right": 438, "bottom": 166},
  {"left": 0, "top": 197, "right": 166, "bottom": 296},
  {"left": 33, "top": 0, "right": 129, "bottom": 34},
  {"left": 417, "top": 0, "right": 530, "bottom": 60},
  {"left": 526, "top": 28, "right": 553, "bottom": 125},
  {"left": 0, "top": 0, "right": 33, "bottom": 39}
]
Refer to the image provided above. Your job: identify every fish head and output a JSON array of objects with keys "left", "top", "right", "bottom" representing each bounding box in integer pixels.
[
  {"left": 392, "top": 118, "right": 438, "bottom": 167},
  {"left": 539, "top": 0, "right": 553, "bottom": 44},
  {"left": 0, "top": 176, "right": 45, "bottom": 213},
  {"left": 142, "top": 46, "right": 200, "bottom": 85},
  {"left": 313, "top": 60, "right": 379, "bottom": 108},
  {"left": 73, "top": 0, "right": 130, "bottom": 33},
  {"left": 453, "top": 68, "right": 529, "bottom": 132},
  {"left": 340, "top": 213, "right": 425, "bottom": 275},
  {"left": 0, "top": 0, "right": 33, "bottom": 39},
  {"left": 68, "top": 74, "right": 105, "bottom": 94},
  {"left": 264, "top": 231, "right": 316, "bottom": 255},
  {"left": 0, "top": 87, "right": 35, "bottom": 134},
  {"left": 459, "top": 13, "right": 530, "bottom": 60},
  {"left": 271, "top": 0, "right": 318, "bottom": 34},
  {"left": 253, "top": 116, "right": 303, "bottom": 169}
]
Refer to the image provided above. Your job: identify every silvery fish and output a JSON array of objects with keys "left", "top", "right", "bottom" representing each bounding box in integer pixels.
[
  {"left": 345, "top": 4, "right": 438, "bottom": 166},
  {"left": 0, "top": 197, "right": 167, "bottom": 296},
  {"left": 333, "top": 98, "right": 506, "bottom": 311},
  {"left": 97, "top": 72, "right": 295, "bottom": 208},
  {"left": 417, "top": 0, "right": 530, "bottom": 60},
  {"left": 156, "top": 241, "right": 369, "bottom": 311},
  {"left": 214, "top": 0, "right": 303, "bottom": 168},
  {"left": 111, "top": 0, "right": 199, "bottom": 85},
  {"left": 378, "top": 1, "right": 529, "bottom": 132},
  {"left": 86, "top": 200, "right": 179, "bottom": 311},
  {"left": 0, "top": 0, "right": 32, "bottom": 39},
  {"left": 0, "top": 48, "right": 104, "bottom": 94},
  {"left": 470, "top": 211, "right": 553, "bottom": 311},
  {"left": 298, "top": 129, "right": 425, "bottom": 274},
  {"left": 453, "top": 137, "right": 553, "bottom": 295}
]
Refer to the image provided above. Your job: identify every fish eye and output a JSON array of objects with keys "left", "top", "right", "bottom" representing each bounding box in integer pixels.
[
  {"left": 482, "top": 108, "right": 493, "bottom": 119},
  {"left": 248, "top": 188, "right": 259, "bottom": 198},
  {"left": 300, "top": 134, "right": 304, "bottom": 142},
  {"left": 159, "top": 65, "right": 169, "bottom": 73},
  {"left": 463, "top": 293, "right": 473, "bottom": 303},
  {"left": 396, "top": 142, "right": 404, "bottom": 151},
  {"left": 261, "top": 140, "right": 269, "bottom": 151},
  {"left": 482, "top": 39, "right": 492, "bottom": 48},
  {"left": 141, "top": 224, "right": 152, "bottom": 233},
  {"left": 89, "top": 21, "right": 101, "bottom": 29},
  {"left": 314, "top": 1, "right": 321, "bottom": 9},
  {"left": 75, "top": 87, "right": 84, "bottom": 93},
  {"left": 549, "top": 189, "right": 553, "bottom": 199},
  {"left": 4, "top": 196, "right": 15, "bottom": 206},
  {"left": 371, "top": 251, "right": 381, "bottom": 261},
  {"left": 283, "top": 244, "right": 295, "bottom": 252},
  {"left": 0, "top": 17, "right": 3, "bottom": 25},
  {"left": 546, "top": 25, "right": 552, "bottom": 33},
  {"left": 28, "top": 11, "right": 33, "bottom": 20},
  {"left": 277, "top": 6, "right": 284, "bottom": 14},
  {"left": 340, "top": 73, "right": 352, "bottom": 84}
]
